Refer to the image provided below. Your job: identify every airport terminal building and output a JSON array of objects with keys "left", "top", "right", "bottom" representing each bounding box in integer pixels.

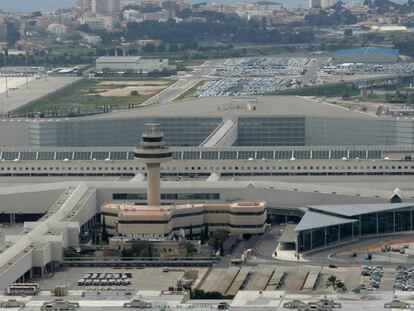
[{"left": 24, "top": 96, "right": 414, "bottom": 147}]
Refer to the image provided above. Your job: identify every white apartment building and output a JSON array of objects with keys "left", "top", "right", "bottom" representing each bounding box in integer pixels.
[{"left": 80, "top": 14, "right": 114, "bottom": 31}]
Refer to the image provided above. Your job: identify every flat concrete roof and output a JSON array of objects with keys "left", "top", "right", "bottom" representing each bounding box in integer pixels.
[
  {"left": 279, "top": 224, "right": 297, "bottom": 243},
  {"left": 65, "top": 96, "right": 375, "bottom": 121}
]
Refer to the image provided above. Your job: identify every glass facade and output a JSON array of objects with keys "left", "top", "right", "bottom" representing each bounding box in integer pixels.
[
  {"left": 237, "top": 117, "right": 306, "bottom": 146},
  {"left": 297, "top": 207, "right": 414, "bottom": 252}
]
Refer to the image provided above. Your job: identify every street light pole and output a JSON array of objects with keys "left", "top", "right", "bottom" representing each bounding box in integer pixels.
[
  {"left": 25, "top": 52, "right": 29, "bottom": 89},
  {"left": 4, "top": 52, "right": 8, "bottom": 98},
  {"left": 43, "top": 49, "right": 48, "bottom": 81}
]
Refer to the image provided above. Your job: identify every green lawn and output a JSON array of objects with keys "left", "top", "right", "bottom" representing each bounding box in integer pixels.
[
  {"left": 15, "top": 79, "right": 165, "bottom": 114},
  {"left": 275, "top": 82, "right": 360, "bottom": 97}
]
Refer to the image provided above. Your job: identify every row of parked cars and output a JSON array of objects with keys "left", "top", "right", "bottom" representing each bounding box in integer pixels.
[
  {"left": 320, "top": 63, "right": 414, "bottom": 76},
  {"left": 360, "top": 265, "right": 383, "bottom": 291},
  {"left": 77, "top": 272, "right": 132, "bottom": 287},
  {"left": 83, "top": 272, "right": 132, "bottom": 279},
  {"left": 77, "top": 278, "right": 131, "bottom": 286},
  {"left": 195, "top": 77, "right": 295, "bottom": 97},
  {"left": 394, "top": 266, "right": 414, "bottom": 291}
]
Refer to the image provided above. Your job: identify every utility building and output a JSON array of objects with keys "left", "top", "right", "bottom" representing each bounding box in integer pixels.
[
  {"left": 96, "top": 56, "right": 169, "bottom": 73},
  {"left": 334, "top": 47, "right": 399, "bottom": 64}
]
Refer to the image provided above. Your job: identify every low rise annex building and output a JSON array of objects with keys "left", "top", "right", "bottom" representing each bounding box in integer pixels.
[
  {"left": 95, "top": 56, "right": 169, "bottom": 73},
  {"left": 101, "top": 126, "right": 267, "bottom": 240},
  {"left": 101, "top": 201, "right": 267, "bottom": 240}
]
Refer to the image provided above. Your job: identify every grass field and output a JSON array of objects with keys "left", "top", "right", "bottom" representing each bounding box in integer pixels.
[
  {"left": 275, "top": 82, "right": 360, "bottom": 97},
  {"left": 15, "top": 78, "right": 172, "bottom": 114}
]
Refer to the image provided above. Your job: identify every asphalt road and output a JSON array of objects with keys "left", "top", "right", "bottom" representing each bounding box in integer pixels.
[
  {"left": 141, "top": 59, "right": 222, "bottom": 107},
  {"left": 0, "top": 76, "right": 81, "bottom": 114},
  {"left": 253, "top": 225, "right": 284, "bottom": 260}
]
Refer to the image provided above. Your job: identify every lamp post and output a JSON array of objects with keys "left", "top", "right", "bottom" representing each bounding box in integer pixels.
[
  {"left": 43, "top": 49, "right": 48, "bottom": 81},
  {"left": 25, "top": 52, "right": 29, "bottom": 89},
  {"left": 3, "top": 51, "right": 8, "bottom": 99}
]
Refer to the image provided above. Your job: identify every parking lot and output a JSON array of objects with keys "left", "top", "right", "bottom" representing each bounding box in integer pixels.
[
  {"left": 319, "top": 63, "right": 414, "bottom": 76},
  {"left": 194, "top": 77, "right": 296, "bottom": 97},
  {"left": 33, "top": 267, "right": 208, "bottom": 291},
  {"left": 194, "top": 57, "right": 315, "bottom": 97},
  {"left": 214, "top": 57, "right": 313, "bottom": 77}
]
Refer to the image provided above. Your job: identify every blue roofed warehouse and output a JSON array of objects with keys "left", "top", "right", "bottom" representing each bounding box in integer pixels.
[{"left": 334, "top": 46, "right": 399, "bottom": 63}]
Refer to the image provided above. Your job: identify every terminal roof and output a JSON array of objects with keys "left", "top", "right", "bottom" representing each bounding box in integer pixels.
[
  {"left": 294, "top": 211, "right": 356, "bottom": 232},
  {"left": 309, "top": 202, "right": 414, "bottom": 217},
  {"left": 335, "top": 46, "right": 399, "bottom": 56},
  {"left": 80, "top": 96, "right": 374, "bottom": 120}
]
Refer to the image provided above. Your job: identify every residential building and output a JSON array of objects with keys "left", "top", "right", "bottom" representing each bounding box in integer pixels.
[
  {"left": 321, "top": 0, "right": 336, "bottom": 9},
  {"left": 47, "top": 23, "right": 68, "bottom": 35},
  {"left": 80, "top": 14, "right": 114, "bottom": 31}
]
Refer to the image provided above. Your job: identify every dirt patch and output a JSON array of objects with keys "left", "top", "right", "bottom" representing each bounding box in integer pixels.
[
  {"left": 99, "top": 85, "right": 166, "bottom": 97},
  {"left": 94, "top": 80, "right": 170, "bottom": 97}
]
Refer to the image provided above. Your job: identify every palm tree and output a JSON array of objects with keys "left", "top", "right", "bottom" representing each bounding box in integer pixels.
[
  {"left": 336, "top": 281, "right": 347, "bottom": 293},
  {"left": 326, "top": 275, "right": 337, "bottom": 290}
]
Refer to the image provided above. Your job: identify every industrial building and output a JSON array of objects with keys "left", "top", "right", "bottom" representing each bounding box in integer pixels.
[
  {"left": 334, "top": 47, "right": 399, "bottom": 64},
  {"left": 95, "top": 56, "right": 169, "bottom": 73}
]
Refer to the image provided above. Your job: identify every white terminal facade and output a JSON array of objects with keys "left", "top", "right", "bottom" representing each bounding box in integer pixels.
[{"left": 2, "top": 97, "right": 414, "bottom": 289}]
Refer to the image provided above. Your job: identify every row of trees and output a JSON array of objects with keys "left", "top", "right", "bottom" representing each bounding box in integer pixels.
[
  {"left": 125, "top": 19, "right": 314, "bottom": 46},
  {"left": 0, "top": 52, "right": 94, "bottom": 67},
  {"left": 326, "top": 275, "right": 347, "bottom": 292}
]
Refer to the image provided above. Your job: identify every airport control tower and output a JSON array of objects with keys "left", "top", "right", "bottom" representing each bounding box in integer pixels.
[{"left": 134, "top": 124, "right": 172, "bottom": 206}]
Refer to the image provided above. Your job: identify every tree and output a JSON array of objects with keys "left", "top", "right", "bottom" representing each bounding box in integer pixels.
[
  {"left": 143, "top": 43, "right": 156, "bottom": 53},
  {"left": 189, "top": 224, "right": 194, "bottom": 240},
  {"left": 101, "top": 216, "right": 109, "bottom": 243},
  {"left": 326, "top": 275, "right": 337, "bottom": 290},
  {"left": 130, "top": 90, "right": 139, "bottom": 96},
  {"left": 181, "top": 40, "right": 199, "bottom": 51},
  {"left": 169, "top": 44, "right": 178, "bottom": 52},
  {"left": 344, "top": 29, "right": 353, "bottom": 36},
  {"left": 208, "top": 229, "right": 228, "bottom": 256},
  {"left": 6, "top": 28, "right": 20, "bottom": 47},
  {"left": 128, "top": 47, "right": 139, "bottom": 55},
  {"left": 77, "top": 24, "right": 91, "bottom": 32},
  {"left": 336, "top": 281, "right": 347, "bottom": 292},
  {"left": 157, "top": 43, "right": 167, "bottom": 53}
]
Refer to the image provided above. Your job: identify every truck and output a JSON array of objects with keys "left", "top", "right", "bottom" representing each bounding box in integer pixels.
[
  {"left": 384, "top": 299, "right": 411, "bottom": 309},
  {"left": 123, "top": 299, "right": 152, "bottom": 308},
  {"left": 0, "top": 299, "right": 26, "bottom": 308},
  {"left": 41, "top": 299, "right": 80, "bottom": 311}
]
